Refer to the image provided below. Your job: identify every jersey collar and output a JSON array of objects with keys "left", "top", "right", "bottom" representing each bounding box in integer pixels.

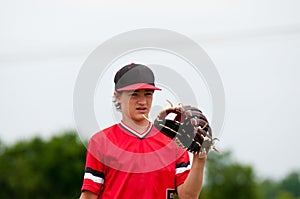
[{"left": 119, "top": 121, "right": 153, "bottom": 139}]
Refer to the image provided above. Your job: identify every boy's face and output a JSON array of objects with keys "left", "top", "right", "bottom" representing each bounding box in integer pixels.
[{"left": 115, "top": 89, "right": 154, "bottom": 124}]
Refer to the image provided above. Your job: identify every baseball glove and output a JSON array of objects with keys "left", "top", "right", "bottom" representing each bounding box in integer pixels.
[{"left": 153, "top": 104, "right": 219, "bottom": 155}]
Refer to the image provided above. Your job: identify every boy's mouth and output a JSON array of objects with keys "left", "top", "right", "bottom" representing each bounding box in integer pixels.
[{"left": 136, "top": 107, "right": 147, "bottom": 112}]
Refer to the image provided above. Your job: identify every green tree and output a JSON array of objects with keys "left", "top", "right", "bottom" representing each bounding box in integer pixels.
[
  {"left": 199, "top": 151, "right": 261, "bottom": 199},
  {"left": 259, "top": 171, "right": 300, "bottom": 199},
  {"left": 0, "top": 131, "right": 86, "bottom": 199},
  {"left": 275, "top": 191, "right": 296, "bottom": 199},
  {"left": 259, "top": 178, "right": 279, "bottom": 199},
  {"left": 279, "top": 171, "right": 300, "bottom": 198}
]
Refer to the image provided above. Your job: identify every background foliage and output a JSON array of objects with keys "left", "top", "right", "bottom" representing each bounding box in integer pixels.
[
  {"left": 0, "top": 131, "right": 299, "bottom": 199},
  {"left": 0, "top": 131, "right": 86, "bottom": 199}
]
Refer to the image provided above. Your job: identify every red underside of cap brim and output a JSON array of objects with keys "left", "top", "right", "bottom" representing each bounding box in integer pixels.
[{"left": 117, "top": 83, "right": 162, "bottom": 91}]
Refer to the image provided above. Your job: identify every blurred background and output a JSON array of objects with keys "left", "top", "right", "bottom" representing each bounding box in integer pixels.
[{"left": 1, "top": 0, "right": 300, "bottom": 198}]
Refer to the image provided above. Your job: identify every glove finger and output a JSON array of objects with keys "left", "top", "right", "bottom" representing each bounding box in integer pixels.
[
  {"left": 185, "top": 111, "right": 208, "bottom": 122},
  {"left": 187, "top": 141, "right": 201, "bottom": 153},
  {"left": 196, "top": 126, "right": 212, "bottom": 139},
  {"left": 154, "top": 119, "right": 180, "bottom": 138}
]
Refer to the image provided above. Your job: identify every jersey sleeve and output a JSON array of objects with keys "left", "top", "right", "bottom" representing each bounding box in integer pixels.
[
  {"left": 175, "top": 149, "right": 191, "bottom": 187},
  {"left": 81, "top": 133, "right": 105, "bottom": 195}
]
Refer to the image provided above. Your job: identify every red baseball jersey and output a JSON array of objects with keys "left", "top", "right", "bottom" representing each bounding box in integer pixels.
[{"left": 81, "top": 122, "right": 191, "bottom": 199}]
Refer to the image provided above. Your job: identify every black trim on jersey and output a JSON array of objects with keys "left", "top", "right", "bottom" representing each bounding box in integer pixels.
[
  {"left": 166, "top": 188, "right": 176, "bottom": 199},
  {"left": 176, "top": 161, "right": 190, "bottom": 168},
  {"left": 85, "top": 167, "right": 105, "bottom": 179},
  {"left": 119, "top": 122, "right": 153, "bottom": 139}
]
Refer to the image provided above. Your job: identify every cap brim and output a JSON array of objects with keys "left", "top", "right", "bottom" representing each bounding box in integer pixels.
[{"left": 116, "top": 83, "right": 162, "bottom": 91}]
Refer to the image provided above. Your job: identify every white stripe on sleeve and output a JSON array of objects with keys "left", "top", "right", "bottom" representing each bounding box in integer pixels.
[
  {"left": 176, "top": 164, "right": 191, "bottom": 174},
  {"left": 84, "top": 172, "right": 104, "bottom": 184}
]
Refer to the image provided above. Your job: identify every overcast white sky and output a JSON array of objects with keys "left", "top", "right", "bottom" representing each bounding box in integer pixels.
[{"left": 1, "top": 0, "right": 300, "bottom": 180}]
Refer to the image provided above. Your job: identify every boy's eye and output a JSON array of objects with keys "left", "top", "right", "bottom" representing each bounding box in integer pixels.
[
  {"left": 130, "top": 93, "right": 138, "bottom": 96},
  {"left": 145, "top": 92, "right": 153, "bottom": 96}
]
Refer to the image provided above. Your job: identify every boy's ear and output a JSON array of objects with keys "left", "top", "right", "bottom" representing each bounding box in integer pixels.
[{"left": 114, "top": 91, "right": 121, "bottom": 102}]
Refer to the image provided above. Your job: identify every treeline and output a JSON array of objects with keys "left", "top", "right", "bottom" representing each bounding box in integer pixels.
[
  {"left": 199, "top": 152, "right": 300, "bottom": 199},
  {"left": 0, "top": 131, "right": 86, "bottom": 199},
  {"left": 0, "top": 131, "right": 299, "bottom": 199}
]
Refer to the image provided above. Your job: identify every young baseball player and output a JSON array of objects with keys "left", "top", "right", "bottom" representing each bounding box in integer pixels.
[{"left": 79, "top": 63, "right": 207, "bottom": 199}]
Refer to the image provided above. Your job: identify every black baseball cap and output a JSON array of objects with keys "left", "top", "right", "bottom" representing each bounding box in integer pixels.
[{"left": 114, "top": 63, "right": 161, "bottom": 91}]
